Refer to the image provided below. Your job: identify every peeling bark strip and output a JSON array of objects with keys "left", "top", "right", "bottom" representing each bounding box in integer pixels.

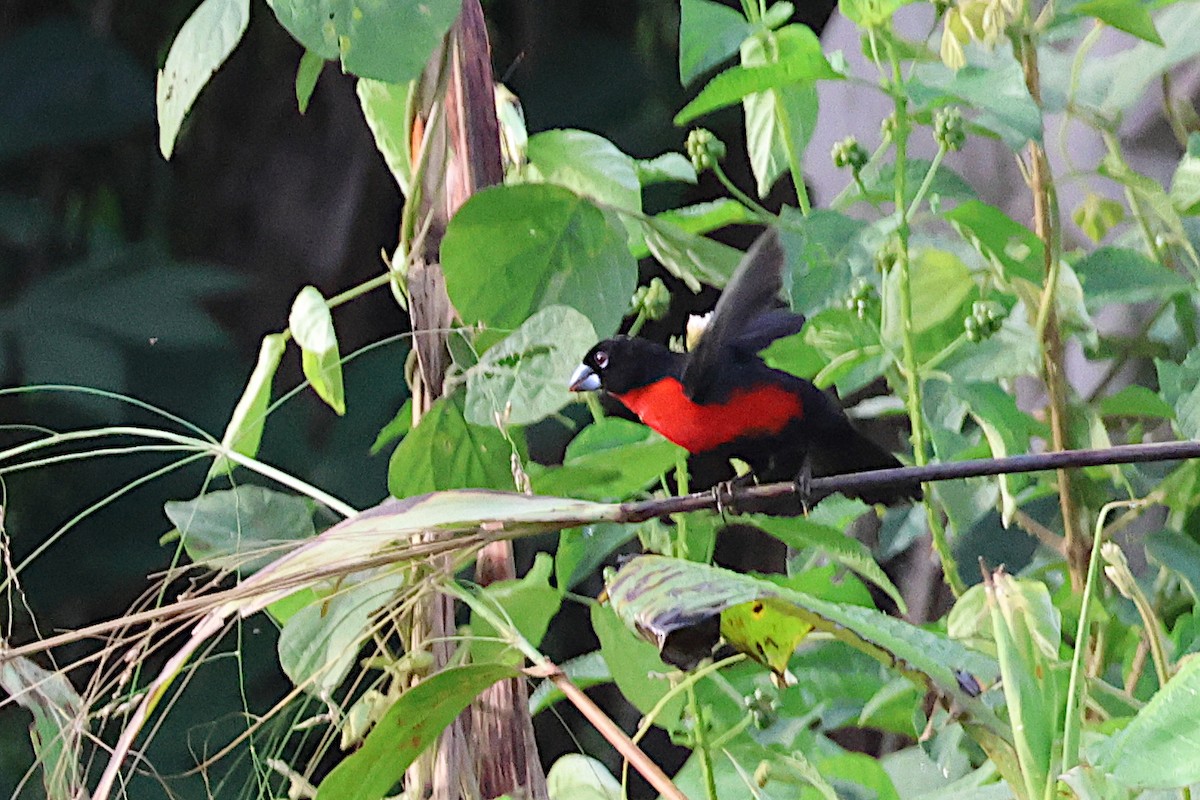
[{"left": 403, "top": 1, "right": 547, "bottom": 798}]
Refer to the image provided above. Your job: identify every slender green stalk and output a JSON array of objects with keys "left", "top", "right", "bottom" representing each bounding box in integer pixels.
[
  {"left": 905, "top": 144, "right": 948, "bottom": 221},
  {"left": 712, "top": 162, "right": 777, "bottom": 221},
  {"left": 688, "top": 684, "right": 719, "bottom": 800},
  {"left": 772, "top": 98, "right": 812, "bottom": 215},
  {"left": 1061, "top": 500, "right": 1146, "bottom": 772}
]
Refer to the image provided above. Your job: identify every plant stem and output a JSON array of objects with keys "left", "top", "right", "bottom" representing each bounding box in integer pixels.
[
  {"left": 1017, "top": 28, "right": 1087, "bottom": 590},
  {"left": 713, "top": 162, "right": 777, "bottom": 220},
  {"left": 884, "top": 37, "right": 961, "bottom": 594},
  {"left": 688, "top": 684, "right": 719, "bottom": 800},
  {"left": 905, "top": 144, "right": 948, "bottom": 220}
]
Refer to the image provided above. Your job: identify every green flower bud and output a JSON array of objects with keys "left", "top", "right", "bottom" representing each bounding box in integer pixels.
[
  {"left": 831, "top": 135, "right": 870, "bottom": 171},
  {"left": 881, "top": 113, "right": 898, "bottom": 142},
  {"left": 631, "top": 277, "right": 671, "bottom": 321},
  {"left": 934, "top": 106, "right": 966, "bottom": 151},
  {"left": 686, "top": 128, "right": 727, "bottom": 173}
]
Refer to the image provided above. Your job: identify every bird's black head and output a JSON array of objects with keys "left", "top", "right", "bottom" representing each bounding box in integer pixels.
[{"left": 568, "top": 336, "right": 682, "bottom": 395}]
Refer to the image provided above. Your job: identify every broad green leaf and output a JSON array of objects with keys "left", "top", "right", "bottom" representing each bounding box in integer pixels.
[
  {"left": 591, "top": 603, "right": 686, "bottom": 728},
  {"left": 749, "top": 514, "right": 906, "bottom": 613},
  {"left": 464, "top": 305, "right": 596, "bottom": 427},
  {"left": 524, "top": 129, "right": 641, "bottom": 213},
  {"left": 1098, "top": 384, "right": 1176, "bottom": 419},
  {"left": 1074, "top": 0, "right": 1163, "bottom": 43},
  {"left": 295, "top": 48, "right": 324, "bottom": 113},
  {"left": 1145, "top": 529, "right": 1200, "bottom": 605},
  {"left": 782, "top": 209, "right": 873, "bottom": 316},
  {"left": 944, "top": 200, "right": 1044, "bottom": 284},
  {"left": 605, "top": 556, "right": 1005, "bottom": 738},
  {"left": 547, "top": 754, "right": 622, "bottom": 800},
  {"left": 654, "top": 198, "right": 755, "bottom": 234},
  {"left": 388, "top": 393, "right": 517, "bottom": 497},
  {"left": 532, "top": 417, "right": 683, "bottom": 501},
  {"left": 357, "top": 78, "right": 414, "bottom": 195},
  {"left": 740, "top": 26, "right": 826, "bottom": 197},
  {"left": 881, "top": 248, "right": 973, "bottom": 347},
  {"left": 0, "top": 655, "right": 85, "bottom": 799},
  {"left": 1155, "top": 346, "right": 1200, "bottom": 439},
  {"left": 210, "top": 332, "right": 286, "bottom": 475},
  {"left": 678, "top": 0, "right": 753, "bottom": 85},
  {"left": 289, "top": 285, "right": 345, "bottom": 415},
  {"left": 842, "top": 159, "right": 976, "bottom": 209},
  {"left": 442, "top": 184, "right": 636, "bottom": 337},
  {"left": 157, "top": 0, "right": 249, "bottom": 159},
  {"left": 942, "top": 301, "right": 1041, "bottom": 383},
  {"left": 634, "top": 152, "right": 697, "bottom": 186},
  {"left": 315, "top": 664, "right": 518, "bottom": 800},
  {"left": 1092, "top": 654, "right": 1200, "bottom": 789},
  {"left": 555, "top": 523, "right": 637, "bottom": 591},
  {"left": 1072, "top": 247, "right": 1189, "bottom": 309},
  {"left": 675, "top": 24, "right": 839, "bottom": 125},
  {"left": 804, "top": 307, "right": 890, "bottom": 394},
  {"left": 278, "top": 572, "right": 405, "bottom": 695},
  {"left": 471, "top": 553, "right": 561, "bottom": 664},
  {"left": 630, "top": 213, "right": 744, "bottom": 290},
  {"left": 266, "top": 0, "right": 460, "bottom": 84},
  {"left": 1170, "top": 132, "right": 1200, "bottom": 215},
  {"left": 909, "top": 59, "right": 1042, "bottom": 150},
  {"left": 953, "top": 382, "right": 1040, "bottom": 525},
  {"left": 1080, "top": 3, "right": 1200, "bottom": 115},
  {"left": 164, "top": 485, "right": 316, "bottom": 572}
]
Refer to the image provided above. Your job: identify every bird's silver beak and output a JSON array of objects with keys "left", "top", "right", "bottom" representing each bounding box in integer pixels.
[{"left": 568, "top": 363, "right": 601, "bottom": 392}]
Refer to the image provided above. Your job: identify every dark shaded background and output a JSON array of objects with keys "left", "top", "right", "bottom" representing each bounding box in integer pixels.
[{"left": 0, "top": 1, "right": 848, "bottom": 796}]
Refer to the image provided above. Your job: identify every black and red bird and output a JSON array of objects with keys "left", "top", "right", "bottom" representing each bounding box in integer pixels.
[{"left": 567, "top": 228, "right": 921, "bottom": 508}]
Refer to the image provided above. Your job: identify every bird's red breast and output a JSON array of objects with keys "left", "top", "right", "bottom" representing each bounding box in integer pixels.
[{"left": 612, "top": 377, "right": 804, "bottom": 454}]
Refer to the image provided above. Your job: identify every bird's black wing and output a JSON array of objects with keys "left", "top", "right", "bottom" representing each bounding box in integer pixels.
[{"left": 680, "top": 228, "right": 806, "bottom": 403}]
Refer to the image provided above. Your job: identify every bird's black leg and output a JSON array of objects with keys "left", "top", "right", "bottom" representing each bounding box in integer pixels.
[
  {"left": 794, "top": 453, "right": 832, "bottom": 512},
  {"left": 711, "top": 472, "right": 755, "bottom": 517}
]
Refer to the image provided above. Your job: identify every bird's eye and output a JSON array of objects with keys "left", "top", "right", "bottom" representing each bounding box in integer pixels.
[{"left": 594, "top": 351, "right": 609, "bottom": 369}]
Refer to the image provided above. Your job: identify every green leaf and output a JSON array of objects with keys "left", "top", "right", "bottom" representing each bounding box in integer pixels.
[
  {"left": 1155, "top": 346, "right": 1200, "bottom": 439},
  {"left": 471, "top": 553, "right": 561, "bottom": 664},
  {"left": 1073, "top": 193, "right": 1127, "bottom": 242},
  {"left": 909, "top": 58, "right": 1042, "bottom": 150},
  {"left": 944, "top": 200, "right": 1044, "bottom": 284},
  {"left": 1091, "top": 654, "right": 1200, "bottom": 789},
  {"left": 591, "top": 603, "right": 686, "bottom": 728},
  {"left": 804, "top": 307, "right": 891, "bottom": 394},
  {"left": 156, "top": 0, "right": 249, "bottom": 159},
  {"left": 844, "top": 159, "right": 976, "bottom": 208},
  {"left": 740, "top": 26, "right": 825, "bottom": 197},
  {"left": 782, "top": 208, "right": 872, "bottom": 316},
  {"left": 678, "top": 0, "right": 753, "bottom": 85},
  {"left": 675, "top": 23, "right": 838, "bottom": 125},
  {"left": 278, "top": 572, "right": 405, "bottom": 695},
  {"left": 163, "top": 485, "right": 316, "bottom": 572},
  {"left": 0, "top": 654, "right": 85, "bottom": 799},
  {"left": 1097, "top": 384, "right": 1176, "bottom": 419},
  {"left": 1072, "top": 247, "right": 1189, "bottom": 309},
  {"left": 953, "top": 382, "right": 1040, "bottom": 525},
  {"left": 357, "top": 78, "right": 415, "bottom": 195},
  {"left": 465, "top": 305, "right": 597, "bottom": 427},
  {"left": 630, "top": 214, "right": 744, "bottom": 291},
  {"left": 532, "top": 417, "right": 683, "bottom": 501},
  {"left": 1145, "top": 529, "right": 1200, "bottom": 605},
  {"left": 881, "top": 248, "right": 973, "bottom": 346},
  {"left": 289, "top": 285, "right": 346, "bottom": 415},
  {"left": 266, "top": 0, "right": 460, "bottom": 84},
  {"left": 315, "top": 664, "right": 518, "bottom": 800},
  {"left": 555, "top": 523, "right": 637, "bottom": 591},
  {"left": 370, "top": 397, "right": 414, "bottom": 455},
  {"left": 654, "top": 198, "right": 755, "bottom": 234},
  {"left": 1079, "top": 3, "right": 1200, "bottom": 115},
  {"left": 1170, "top": 132, "right": 1200, "bottom": 215},
  {"left": 942, "top": 301, "right": 1041, "bottom": 383},
  {"left": 748, "top": 515, "right": 906, "bottom": 613},
  {"left": 211, "top": 333, "right": 287, "bottom": 475},
  {"left": 839, "top": 0, "right": 918, "bottom": 26},
  {"left": 529, "top": 651, "right": 611, "bottom": 714},
  {"left": 295, "top": 48, "right": 324, "bottom": 113},
  {"left": 524, "top": 129, "right": 641, "bottom": 213},
  {"left": 442, "top": 184, "right": 637, "bottom": 337},
  {"left": 388, "top": 393, "right": 518, "bottom": 497},
  {"left": 1074, "top": 0, "right": 1163, "bottom": 45},
  {"left": 634, "top": 152, "right": 698, "bottom": 186},
  {"left": 546, "top": 754, "right": 623, "bottom": 800}
]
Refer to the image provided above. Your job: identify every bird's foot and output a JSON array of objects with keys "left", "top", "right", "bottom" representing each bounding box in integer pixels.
[
  {"left": 711, "top": 473, "right": 755, "bottom": 517},
  {"left": 794, "top": 462, "right": 832, "bottom": 514}
]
